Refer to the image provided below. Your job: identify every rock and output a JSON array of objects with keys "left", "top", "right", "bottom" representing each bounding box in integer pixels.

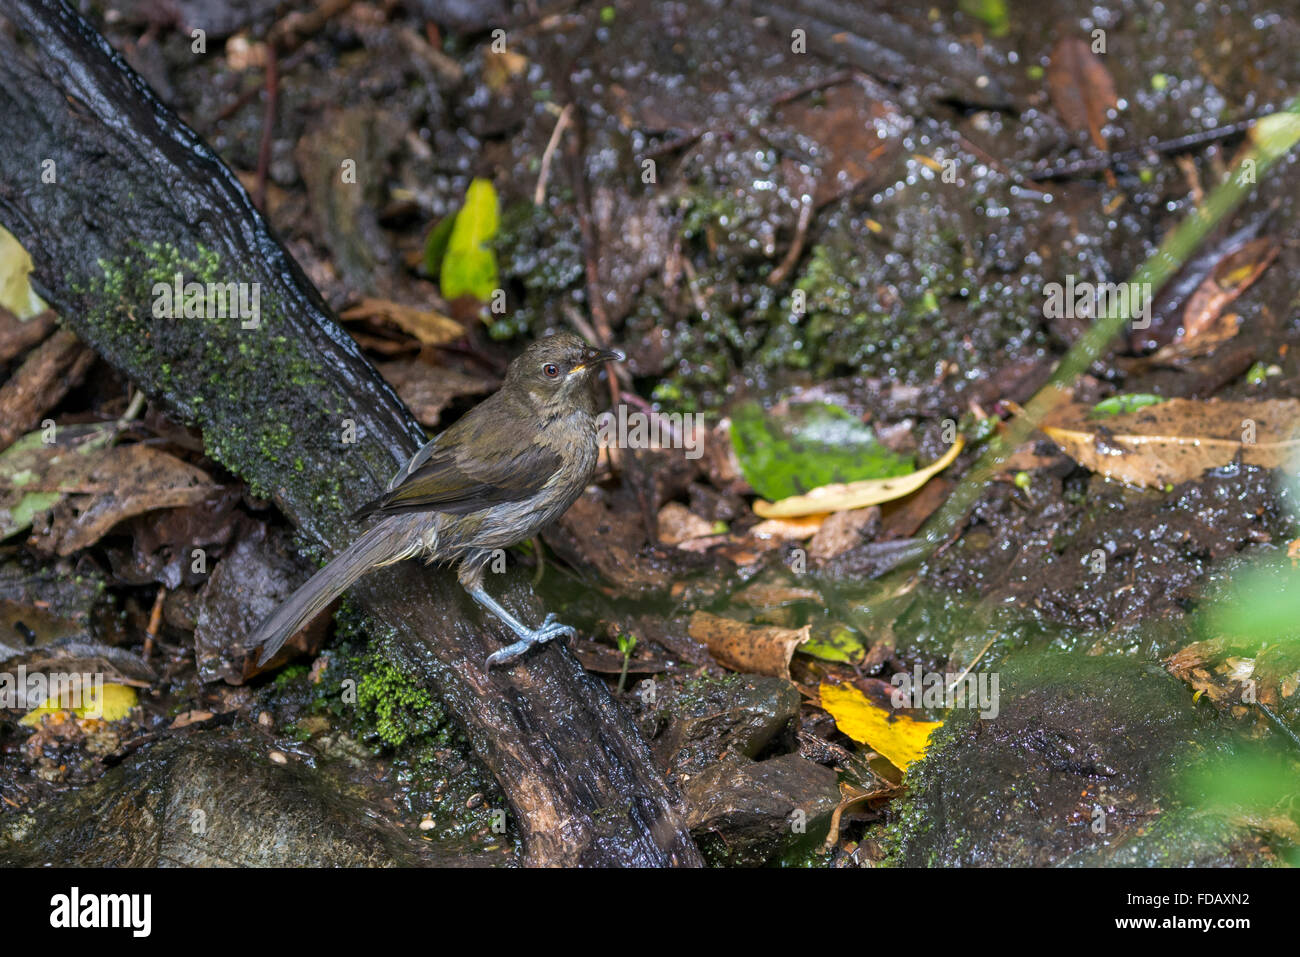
[
  {"left": 0, "top": 729, "right": 477, "bottom": 867},
  {"left": 889, "top": 652, "right": 1279, "bottom": 866},
  {"left": 193, "top": 524, "right": 324, "bottom": 683},
  {"left": 643, "top": 673, "right": 801, "bottom": 776},
  {"left": 685, "top": 754, "right": 840, "bottom": 866}
]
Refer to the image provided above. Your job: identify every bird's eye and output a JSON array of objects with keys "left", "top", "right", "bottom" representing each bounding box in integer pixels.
[{"left": 543, "top": 363, "right": 560, "bottom": 379}]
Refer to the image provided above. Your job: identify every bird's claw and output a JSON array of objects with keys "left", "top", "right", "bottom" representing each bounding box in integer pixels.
[{"left": 485, "top": 618, "right": 577, "bottom": 668}]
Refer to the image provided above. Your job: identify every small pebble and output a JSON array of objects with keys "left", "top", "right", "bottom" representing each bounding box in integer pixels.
[
  {"left": 466, "top": 792, "right": 484, "bottom": 809},
  {"left": 418, "top": 815, "right": 435, "bottom": 831},
  {"left": 268, "top": 750, "right": 287, "bottom": 764},
  {"left": 258, "top": 711, "right": 273, "bottom": 728}
]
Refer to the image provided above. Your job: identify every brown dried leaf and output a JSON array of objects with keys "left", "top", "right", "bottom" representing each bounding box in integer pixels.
[
  {"left": 731, "top": 582, "right": 823, "bottom": 609},
  {"left": 1044, "top": 398, "right": 1300, "bottom": 488},
  {"left": 1047, "top": 33, "right": 1118, "bottom": 150},
  {"left": 1175, "top": 236, "right": 1274, "bottom": 351},
  {"left": 340, "top": 297, "right": 464, "bottom": 346},
  {"left": 0, "top": 430, "right": 219, "bottom": 556},
  {"left": 688, "top": 610, "right": 808, "bottom": 679},
  {"left": 656, "top": 502, "right": 715, "bottom": 545},
  {"left": 376, "top": 358, "right": 493, "bottom": 428},
  {"left": 44, "top": 444, "right": 219, "bottom": 556}
]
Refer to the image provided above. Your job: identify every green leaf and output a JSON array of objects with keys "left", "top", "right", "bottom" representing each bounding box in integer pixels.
[
  {"left": 799, "top": 625, "right": 866, "bottom": 664},
  {"left": 959, "top": 0, "right": 1009, "bottom": 36},
  {"left": 730, "top": 402, "right": 913, "bottom": 502},
  {"left": 1090, "top": 393, "right": 1165, "bottom": 417},
  {"left": 1203, "top": 560, "right": 1300, "bottom": 647},
  {"left": 440, "top": 178, "right": 500, "bottom": 302},
  {"left": 422, "top": 212, "right": 457, "bottom": 277}
]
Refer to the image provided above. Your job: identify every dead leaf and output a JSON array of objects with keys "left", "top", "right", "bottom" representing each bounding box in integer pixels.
[
  {"left": 0, "top": 427, "right": 219, "bottom": 555},
  {"left": 483, "top": 48, "right": 527, "bottom": 92},
  {"left": 1182, "top": 238, "right": 1279, "bottom": 338},
  {"left": 340, "top": 298, "right": 464, "bottom": 347},
  {"left": 808, "top": 506, "right": 880, "bottom": 561},
  {"left": 376, "top": 358, "right": 493, "bottom": 428},
  {"left": 1044, "top": 398, "right": 1300, "bottom": 488},
  {"left": 1150, "top": 238, "right": 1279, "bottom": 363},
  {"left": 657, "top": 502, "right": 716, "bottom": 545},
  {"left": 774, "top": 83, "right": 904, "bottom": 206},
  {"left": 1047, "top": 32, "right": 1118, "bottom": 150},
  {"left": 749, "top": 514, "right": 827, "bottom": 539},
  {"left": 169, "top": 709, "right": 216, "bottom": 729},
  {"left": 1147, "top": 312, "right": 1242, "bottom": 364},
  {"left": 754, "top": 437, "right": 963, "bottom": 518},
  {"left": 0, "top": 328, "right": 95, "bottom": 450},
  {"left": 731, "top": 582, "right": 823, "bottom": 609},
  {"left": 818, "top": 681, "right": 943, "bottom": 772},
  {"left": 688, "top": 610, "right": 808, "bottom": 679}
]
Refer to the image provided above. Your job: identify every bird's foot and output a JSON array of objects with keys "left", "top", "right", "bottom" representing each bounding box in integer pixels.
[{"left": 485, "top": 614, "right": 577, "bottom": 668}]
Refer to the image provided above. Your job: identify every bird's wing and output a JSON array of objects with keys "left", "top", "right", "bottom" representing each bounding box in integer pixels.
[{"left": 351, "top": 402, "right": 563, "bottom": 520}]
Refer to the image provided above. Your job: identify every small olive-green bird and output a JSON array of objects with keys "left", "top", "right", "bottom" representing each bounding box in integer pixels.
[{"left": 251, "top": 332, "right": 622, "bottom": 668}]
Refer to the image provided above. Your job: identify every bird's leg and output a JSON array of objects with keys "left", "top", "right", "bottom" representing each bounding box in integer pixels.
[
  {"left": 463, "top": 582, "right": 576, "bottom": 667},
  {"left": 457, "top": 553, "right": 576, "bottom": 666}
]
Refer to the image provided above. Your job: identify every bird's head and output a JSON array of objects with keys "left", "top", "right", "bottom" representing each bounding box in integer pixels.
[{"left": 505, "top": 332, "right": 622, "bottom": 415}]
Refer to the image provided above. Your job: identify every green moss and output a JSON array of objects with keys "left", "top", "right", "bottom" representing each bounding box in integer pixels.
[
  {"left": 78, "top": 240, "right": 385, "bottom": 522},
  {"left": 355, "top": 651, "right": 445, "bottom": 748}
]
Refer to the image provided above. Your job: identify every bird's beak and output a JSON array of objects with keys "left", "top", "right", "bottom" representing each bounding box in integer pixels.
[{"left": 570, "top": 347, "right": 624, "bottom": 374}]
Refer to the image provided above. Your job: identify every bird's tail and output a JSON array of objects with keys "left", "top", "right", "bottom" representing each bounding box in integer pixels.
[{"left": 251, "top": 519, "right": 408, "bottom": 666}]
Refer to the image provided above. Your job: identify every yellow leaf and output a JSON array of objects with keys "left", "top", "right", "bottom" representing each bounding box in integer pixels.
[
  {"left": 754, "top": 436, "right": 964, "bottom": 518},
  {"left": 0, "top": 226, "right": 47, "bottom": 319},
  {"left": 818, "top": 681, "right": 942, "bottom": 772},
  {"left": 20, "top": 682, "right": 138, "bottom": 726},
  {"left": 440, "top": 178, "right": 500, "bottom": 302}
]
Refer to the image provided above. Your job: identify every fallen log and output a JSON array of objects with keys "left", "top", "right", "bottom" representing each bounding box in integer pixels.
[{"left": 0, "top": 0, "right": 699, "bottom": 866}]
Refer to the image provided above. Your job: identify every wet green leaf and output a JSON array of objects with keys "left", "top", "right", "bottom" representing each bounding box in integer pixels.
[
  {"left": 959, "top": 0, "right": 1009, "bottom": 36},
  {"left": 1090, "top": 393, "right": 1165, "bottom": 417},
  {"left": 799, "top": 625, "right": 866, "bottom": 664},
  {"left": 422, "top": 212, "right": 456, "bottom": 277},
  {"left": 440, "top": 178, "right": 500, "bottom": 302},
  {"left": 731, "top": 402, "right": 913, "bottom": 502}
]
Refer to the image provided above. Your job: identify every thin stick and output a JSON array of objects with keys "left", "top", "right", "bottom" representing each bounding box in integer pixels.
[
  {"left": 253, "top": 45, "right": 278, "bottom": 212},
  {"left": 534, "top": 103, "right": 573, "bottom": 206}
]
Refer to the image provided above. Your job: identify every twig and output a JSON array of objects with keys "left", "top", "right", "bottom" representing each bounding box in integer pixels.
[
  {"left": 767, "top": 193, "right": 814, "bottom": 287},
  {"left": 253, "top": 45, "right": 278, "bottom": 212},
  {"left": 946, "top": 633, "right": 995, "bottom": 695},
  {"left": 771, "top": 69, "right": 854, "bottom": 106},
  {"left": 142, "top": 585, "right": 165, "bottom": 662},
  {"left": 1028, "top": 119, "right": 1256, "bottom": 181},
  {"left": 115, "top": 388, "right": 146, "bottom": 430},
  {"left": 534, "top": 103, "right": 573, "bottom": 206}
]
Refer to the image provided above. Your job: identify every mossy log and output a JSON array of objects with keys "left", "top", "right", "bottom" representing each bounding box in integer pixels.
[{"left": 0, "top": 0, "right": 699, "bottom": 866}]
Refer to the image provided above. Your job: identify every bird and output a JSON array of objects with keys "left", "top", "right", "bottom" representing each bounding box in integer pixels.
[{"left": 249, "top": 332, "right": 622, "bottom": 669}]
